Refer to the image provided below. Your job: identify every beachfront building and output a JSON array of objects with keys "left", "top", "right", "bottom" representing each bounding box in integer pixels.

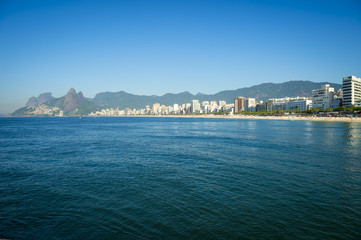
[
  {"left": 209, "top": 101, "right": 218, "bottom": 112},
  {"left": 342, "top": 75, "right": 361, "bottom": 107},
  {"left": 145, "top": 105, "right": 151, "bottom": 114},
  {"left": 184, "top": 103, "right": 192, "bottom": 113},
  {"left": 331, "top": 98, "right": 342, "bottom": 109},
  {"left": 173, "top": 104, "right": 178, "bottom": 112},
  {"left": 221, "top": 103, "right": 234, "bottom": 113},
  {"left": 312, "top": 84, "right": 335, "bottom": 110},
  {"left": 201, "top": 101, "right": 210, "bottom": 113},
  {"left": 268, "top": 98, "right": 287, "bottom": 111},
  {"left": 256, "top": 101, "right": 270, "bottom": 112},
  {"left": 152, "top": 103, "right": 160, "bottom": 114},
  {"left": 331, "top": 89, "right": 343, "bottom": 109},
  {"left": 219, "top": 101, "right": 226, "bottom": 107},
  {"left": 234, "top": 97, "right": 245, "bottom": 113},
  {"left": 244, "top": 98, "right": 256, "bottom": 111},
  {"left": 191, "top": 100, "right": 201, "bottom": 113},
  {"left": 202, "top": 101, "right": 210, "bottom": 108},
  {"left": 263, "top": 97, "right": 311, "bottom": 111},
  {"left": 286, "top": 99, "right": 312, "bottom": 111},
  {"left": 160, "top": 105, "right": 168, "bottom": 114}
]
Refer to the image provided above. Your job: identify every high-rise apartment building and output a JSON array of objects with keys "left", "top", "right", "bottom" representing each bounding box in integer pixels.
[
  {"left": 191, "top": 100, "right": 201, "bottom": 113},
  {"left": 152, "top": 103, "right": 160, "bottom": 114},
  {"left": 185, "top": 103, "right": 192, "bottom": 113},
  {"left": 234, "top": 97, "right": 245, "bottom": 113},
  {"left": 342, "top": 76, "right": 361, "bottom": 107},
  {"left": 312, "top": 84, "right": 334, "bottom": 110},
  {"left": 173, "top": 104, "right": 179, "bottom": 113},
  {"left": 244, "top": 98, "right": 256, "bottom": 111}
]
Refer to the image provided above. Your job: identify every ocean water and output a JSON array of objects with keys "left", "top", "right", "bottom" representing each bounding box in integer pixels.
[{"left": 0, "top": 117, "right": 361, "bottom": 239}]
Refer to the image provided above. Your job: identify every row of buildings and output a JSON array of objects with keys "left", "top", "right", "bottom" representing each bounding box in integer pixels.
[
  {"left": 311, "top": 75, "right": 360, "bottom": 109},
  {"left": 234, "top": 75, "right": 361, "bottom": 112},
  {"left": 89, "top": 75, "right": 361, "bottom": 116},
  {"left": 234, "top": 96, "right": 313, "bottom": 112},
  {"left": 89, "top": 100, "right": 235, "bottom": 116}
]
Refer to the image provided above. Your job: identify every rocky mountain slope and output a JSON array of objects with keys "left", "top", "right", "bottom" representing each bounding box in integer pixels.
[
  {"left": 12, "top": 88, "right": 99, "bottom": 116},
  {"left": 25, "top": 92, "right": 54, "bottom": 106}
]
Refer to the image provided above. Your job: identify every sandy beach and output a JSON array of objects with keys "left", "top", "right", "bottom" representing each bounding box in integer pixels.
[{"left": 144, "top": 114, "right": 361, "bottom": 122}]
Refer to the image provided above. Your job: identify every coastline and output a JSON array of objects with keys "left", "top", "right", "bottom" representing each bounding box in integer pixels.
[
  {"left": 121, "top": 114, "right": 361, "bottom": 122},
  {"left": 4, "top": 115, "right": 361, "bottom": 122}
]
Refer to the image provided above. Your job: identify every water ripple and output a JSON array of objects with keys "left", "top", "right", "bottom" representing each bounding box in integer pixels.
[{"left": 0, "top": 117, "right": 361, "bottom": 239}]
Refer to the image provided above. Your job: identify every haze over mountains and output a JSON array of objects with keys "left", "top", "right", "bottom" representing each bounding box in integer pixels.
[{"left": 12, "top": 80, "right": 342, "bottom": 116}]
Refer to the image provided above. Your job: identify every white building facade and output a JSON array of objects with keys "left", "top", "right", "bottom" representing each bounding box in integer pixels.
[
  {"left": 244, "top": 98, "right": 256, "bottom": 111},
  {"left": 286, "top": 99, "right": 312, "bottom": 111},
  {"left": 191, "top": 100, "right": 201, "bottom": 113},
  {"left": 312, "top": 84, "right": 335, "bottom": 110},
  {"left": 342, "top": 75, "right": 361, "bottom": 107}
]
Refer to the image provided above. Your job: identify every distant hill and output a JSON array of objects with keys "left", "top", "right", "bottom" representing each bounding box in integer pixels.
[
  {"left": 26, "top": 92, "right": 54, "bottom": 106},
  {"left": 203, "top": 81, "right": 342, "bottom": 103},
  {"left": 91, "top": 81, "right": 342, "bottom": 109},
  {"left": 92, "top": 91, "right": 195, "bottom": 109},
  {"left": 12, "top": 88, "right": 99, "bottom": 116}
]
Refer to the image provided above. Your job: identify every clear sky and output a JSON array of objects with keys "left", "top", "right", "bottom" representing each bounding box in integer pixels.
[{"left": 1, "top": 0, "right": 361, "bottom": 113}]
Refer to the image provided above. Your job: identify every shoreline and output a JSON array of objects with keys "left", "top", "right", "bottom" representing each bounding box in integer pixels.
[
  {"left": 114, "top": 114, "right": 361, "bottom": 122},
  {"left": 4, "top": 115, "right": 361, "bottom": 122}
]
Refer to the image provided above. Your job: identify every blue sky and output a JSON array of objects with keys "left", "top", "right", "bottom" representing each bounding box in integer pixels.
[{"left": 1, "top": 0, "right": 361, "bottom": 112}]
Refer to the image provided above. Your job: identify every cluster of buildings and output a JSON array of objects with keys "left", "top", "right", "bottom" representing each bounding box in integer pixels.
[
  {"left": 311, "top": 75, "right": 361, "bottom": 109},
  {"left": 89, "top": 75, "right": 361, "bottom": 116},
  {"left": 21, "top": 105, "right": 64, "bottom": 116},
  {"left": 89, "top": 100, "right": 234, "bottom": 116},
  {"left": 234, "top": 96, "right": 313, "bottom": 113}
]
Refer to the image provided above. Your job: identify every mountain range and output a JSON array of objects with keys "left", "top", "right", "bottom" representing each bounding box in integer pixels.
[
  {"left": 92, "top": 81, "right": 342, "bottom": 109},
  {"left": 12, "top": 80, "right": 342, "bottom": 116}
]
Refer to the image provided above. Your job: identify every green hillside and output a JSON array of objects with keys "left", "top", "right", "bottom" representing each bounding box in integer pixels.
[{"left": 91, "top": 81, "right": 342, "bottom": 109}]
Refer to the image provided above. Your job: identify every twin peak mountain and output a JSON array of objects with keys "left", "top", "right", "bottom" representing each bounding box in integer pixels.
[
  {"left": 14, "top": 88, "right": 98, "bottom": 116},
  {"left": 28, "top": 88, "right": 86, "bottom": 113}
]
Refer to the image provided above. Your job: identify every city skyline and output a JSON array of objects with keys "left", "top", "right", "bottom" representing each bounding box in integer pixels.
[
  {"left": 13, "top": 75, "right": 359, "bottom": 117},
  {"left": 1, "top": 0, "right": 361, "bottom": 113}
]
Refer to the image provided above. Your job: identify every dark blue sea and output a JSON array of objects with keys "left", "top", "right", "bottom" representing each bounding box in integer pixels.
[{"left": 1, "top": 117, "right": 361, "bottom": 239}]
